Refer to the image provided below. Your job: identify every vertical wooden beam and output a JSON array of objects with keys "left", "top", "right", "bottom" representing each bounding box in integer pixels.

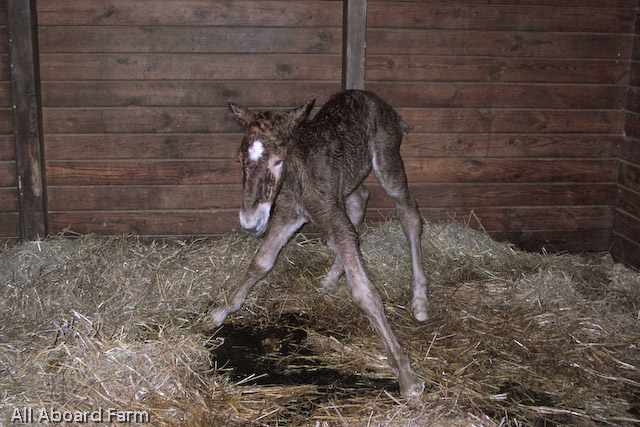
[
  {"left": 342, "top": 0, "right": 367, "bottom": 90},
  {"left": 7, "top": 0, "right": 47, "bottom": 239}
]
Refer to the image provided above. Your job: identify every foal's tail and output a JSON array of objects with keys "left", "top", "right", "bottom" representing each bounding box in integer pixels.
[{"left": 394, "top": 110, "right": 410, "bottom": 136}]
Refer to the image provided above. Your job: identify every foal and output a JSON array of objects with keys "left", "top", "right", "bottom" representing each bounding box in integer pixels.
[{"left": 209, "top": 90, "right": 428, "bottom": 397}]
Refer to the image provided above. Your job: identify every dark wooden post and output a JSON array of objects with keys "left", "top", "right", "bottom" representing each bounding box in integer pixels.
[
  {"left": 7, "top": 0, "right": 47, "bottom": 239},
  {"left": 342, "top": 0, "right": 367, "bottom": 90}
]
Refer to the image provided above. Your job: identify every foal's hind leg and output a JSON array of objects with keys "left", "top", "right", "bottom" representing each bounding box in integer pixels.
[
  {"left": 372, "top": 138, "right": 429, "bottom": 321},
  {"left": 318, "top": 209, "right": 424, "bottom": 397},
  {"left": 320, "top": 185, "right": 369, "bottom": 293}
]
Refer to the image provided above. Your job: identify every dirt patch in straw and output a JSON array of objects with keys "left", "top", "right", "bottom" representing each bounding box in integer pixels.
[{"left": 1, "top": 221, "right": 639, "bottom": 426}]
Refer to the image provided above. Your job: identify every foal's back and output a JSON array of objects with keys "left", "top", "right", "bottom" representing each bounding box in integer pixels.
[{"left": 292, "top": 90, "right": 407, "bottom": 195}]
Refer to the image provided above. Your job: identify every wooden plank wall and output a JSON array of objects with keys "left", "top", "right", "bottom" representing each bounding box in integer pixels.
[
  {"left": 614, "top": 8, "right": 640, "bottom": 268},
  {"left": 0, "top": 0, "right": 20, "bottom": 239},
  {"left": 365, "top": 0, "right": 636, "bottom": 252},
  {"left": 36, "top": 0, "right": 342, "bottom": 236},
  {"left": 4, "top": 0, "right": 638, "bottom": 259}
]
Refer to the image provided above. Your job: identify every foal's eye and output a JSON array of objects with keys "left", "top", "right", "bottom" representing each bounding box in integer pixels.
[{"left": 274, "top": 160, "right": 283, "bottom": 167}]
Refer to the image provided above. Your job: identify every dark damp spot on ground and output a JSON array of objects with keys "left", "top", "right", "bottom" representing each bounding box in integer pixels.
[{"left": 210, "top": 312, "right": 396, "bottom": 397}]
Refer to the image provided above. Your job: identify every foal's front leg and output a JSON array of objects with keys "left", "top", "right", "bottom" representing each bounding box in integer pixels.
[{"left": 209, "top": 214, "right": 306, "bottom": 327}]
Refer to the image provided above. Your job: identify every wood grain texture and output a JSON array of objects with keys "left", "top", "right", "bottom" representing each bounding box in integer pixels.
[
  {"left": 366, "top": 29, "right": 633, "bottom": 59},
  {"left": 367, "top": 3, "right": 636, "bottom": 33},
  {"left": 0, "top": 135, "right": 13, "bottom": 160},
  {"left": 38, "top": 26, "right": 342, "bottom": 54},
  {"left": 41, "top": 81, "right": 340, "bottom": 107},
  {"left": 0, "top": 187, "right": 18, "bottom": 212},
  {"left": 36, "top": 0, "right": 343, "bottom": 27},
  {"left": 39, "top": 53, "right": 342, "bottom": 81},
  {"left": 366, "top": 57, "right": 630, "bottom": 84},
  {"left": 33, "top": 0, "right": 633, "bottom": 258},
  {"left": 0, "top": 213, "right": 20, "bottom": 238},
  {"left": 47, "top": 183, "right": 615, "bottom": 212},
  {"left": 47, "top": 207, "right": 612, "bottom": 237},
  {"left": 7, "top": 0, "right": 47, "bottom": 238},
  {"left": 367, "top": 1, "right": 637, "bottom": 10}
]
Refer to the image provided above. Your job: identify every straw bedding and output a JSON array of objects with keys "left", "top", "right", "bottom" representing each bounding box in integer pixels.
[{"left": 1, "top": 221, "right": 638, "bottom": 426}]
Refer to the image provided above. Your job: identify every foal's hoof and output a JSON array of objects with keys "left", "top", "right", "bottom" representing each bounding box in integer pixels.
[
  {"left": 400, "top": 376, "right": 425, "bottom": 397},
  {"left": 320, "top": 275, "right": 339, "bottom": 294},
  {"left": 209, "top": 307, "right": 228, "bottom": 328},
  {"left": 412, "top": 298, "right": 429, "bottom": 322}
]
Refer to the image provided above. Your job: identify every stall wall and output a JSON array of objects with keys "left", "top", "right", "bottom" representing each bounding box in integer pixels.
[
  {"left": 0, "top": 0, "right": 20, "bottom": 239},
  {"left": 3, "top": 1, "right": 640, "bottom": 266},
  {"left": 36, "top": 0, "right": 342, "bottom": 236},
  {"left": 364, "top": 0, "right": 635, "bottom": 253},
  {"left": 614, "top": 8, "right": 640, "bottom": 267}
]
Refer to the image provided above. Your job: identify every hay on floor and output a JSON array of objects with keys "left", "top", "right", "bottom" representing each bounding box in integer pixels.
[{"left": 1, "top": 220, "right": 639, "bottom": 426}]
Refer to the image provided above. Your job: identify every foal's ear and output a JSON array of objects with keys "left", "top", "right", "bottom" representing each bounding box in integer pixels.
[
  {"left": 285, "top": 97, "right": 315, "bottom": 130},
  {"left": 227, "top": 99, "right": 256, "bottom": 129}
]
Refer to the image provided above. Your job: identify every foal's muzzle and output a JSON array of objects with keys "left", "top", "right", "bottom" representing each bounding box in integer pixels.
[{"left": 239, "top": 203, "right": 271, "bottom": 237}]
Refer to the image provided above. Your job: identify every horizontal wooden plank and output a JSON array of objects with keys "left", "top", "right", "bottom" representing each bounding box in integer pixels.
[
  {"left": 46, "top": 160, "right": 240, "bottom": 186},
  {"left": 37, "top": 0, "right": 342, "bottom": 27},
  {"left": 41, "top": 80, "right": 625, "bottom": 110},
  {"left": 46, "top": 158, "right": 618, "bottom": 186},
  {"left": 0, "top": 187, "right": 17, "bottom": 212},
  {"left": 371, "top": 182, "right": 617, "bottom": 209},
  {"left": 398, "top": 159, "right": 619, "bottom": 184},
  {"left": 485, "top": 135, "right": 621, "bottom": 158},
  {"left": 0, "top": 135, "right": 14, "bottom": 160},
  {"left": 469, "top": 206, "right": 613, "bottom": 232},
  {"left": 368, "top": 3, "right": 635, "bottom": 33},
  {"left": 0, "top": 54, "right": 8, "bottom": 80},
  {"left": 46, "top": 182, "right": 616, "bottom": 212},
  {"left": 0, "top": 212, "right": 20, "bottom": 238},
  {"left": 47, "top": 185, "right": 243, "bottom": 211},
  {"left": 44, "top": 134, "right": 242, "bottom": 160},
  {"left": 42, "top": 107, "right": 240, "bottom": 134},
  {"left": 399, "top": 109, "right": 623, "bottom": 134},
  {"left": 367, "top": 29, "right": 633, "bottom": 59},
  {"left": 43, "top": 133, "right": 621, "bottom": 161},
  {"left": 402, "top": 133, "right": 490, "bottom": 158},
  {"left": 0, "top": 28, "right": 6, "bottom": 54},
  {"left": 489, "top": 110, "right": 624, "bottom": 134},
  {"left": 617, "top": 186, "right": 640, "bottom": 220},
  {"left": 367, "top": 1, "right": 637, "bottom": 10},
  {"left": 0, "top": 109, "right": 11, "bottom": 134},
  {"left": 614, "top": 210, "right": 640, "bottom": 245},
  {"left": 402, "top": 134, "right": 621, "bottom": 159},
  {"left": 367, "top": 82, "right": 626, "bottom": 109},
  {"left": 41, "top": 81, "right": 341, "bottom": 107},
  {"left": 366, "top": 207, "right": 613, "bottom": 233},
  {"left": 48, "top": 210, "right": 242, "bottom": 236},
  {"left": 39, "top": 53, "right": 341, "bottom": 81},
  {"left": 0, "top": 0, "right": 6, "bottom": 25},
  {"left": 47, "top": 206, "right": 612, "bottom": 238},
  {"left": 366, "top": 56, "right": 630, "bottom": 84},
  {"left": 0, "top": 82, "right": 10, "bottom": 107},
  {"left": 0, "top": 161, "right": 16, "bottom": 186},
  {"left": 619, "top": 162, "right": 640, "bottom": 193},
  {"left": 38, "top": 26, "right": 341, "bottom": 54}
]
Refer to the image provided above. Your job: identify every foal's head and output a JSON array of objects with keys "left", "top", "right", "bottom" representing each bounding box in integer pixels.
[{"left": 228, "top": 98, "right": 314, "bottom": 236}]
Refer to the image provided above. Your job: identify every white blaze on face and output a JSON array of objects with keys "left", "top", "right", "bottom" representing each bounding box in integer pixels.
[{"left": 248, "top": 139, "right": 265, "bottom": 162}]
